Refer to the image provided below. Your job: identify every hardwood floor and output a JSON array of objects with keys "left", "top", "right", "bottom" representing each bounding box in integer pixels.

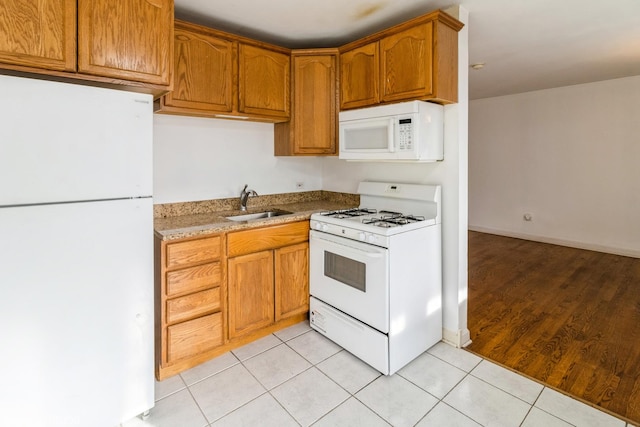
[{"left": 467, "top": 231, "right": 640, "bottom": 424}]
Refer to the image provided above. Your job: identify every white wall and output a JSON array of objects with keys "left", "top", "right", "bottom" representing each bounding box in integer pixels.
[
  {"left": 323, "top": 5, "right": 470, "bottom": 347},
  {"left": 153, "top": 114, "right": 323, "bottom": 204},
  {"left": 469, "top": 75, "right": 640, "bottom": 257}
]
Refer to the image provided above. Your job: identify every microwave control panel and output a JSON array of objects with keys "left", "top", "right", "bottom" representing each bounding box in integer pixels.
[{"left": 398, "top": 118, "right": 413, "bottom": 150}]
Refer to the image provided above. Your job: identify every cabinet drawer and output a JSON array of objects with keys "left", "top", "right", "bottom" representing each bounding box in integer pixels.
[
  {"left": 228, "top": 221, "right": 308, "bottom": 257},
  {"left": 166, "top": 235, "right": 221, "bottom": 268},
  {"left": 166, "top": 287, "right": 221, "bottom": 325},
  {"left": 167, "top": 312, "right": 223, "bottom": 363},
  {"left": 166, "top": 262, "right": 221, "bottom": 297}
]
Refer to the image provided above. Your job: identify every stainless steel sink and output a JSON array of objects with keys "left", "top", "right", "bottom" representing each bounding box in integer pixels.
[{"left": 225, "top": 210, "right": 292, "bottom": 221}]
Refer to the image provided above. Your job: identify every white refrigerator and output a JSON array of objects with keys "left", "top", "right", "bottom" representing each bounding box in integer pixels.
[{"left": 0, "top": 75, "right": 154, "bottom": 426}]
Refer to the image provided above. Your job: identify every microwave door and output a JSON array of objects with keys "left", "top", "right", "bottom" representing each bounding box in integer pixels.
[{"left": 340, "top": 118, "right": 394, "bottom": 158}]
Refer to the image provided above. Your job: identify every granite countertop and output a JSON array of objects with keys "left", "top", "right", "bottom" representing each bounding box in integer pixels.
[{"left": 154, "top": 191, "right": 359, "bottom": 241}]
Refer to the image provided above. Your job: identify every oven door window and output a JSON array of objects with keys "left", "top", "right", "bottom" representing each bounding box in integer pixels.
[{"left": 324, "top": 251, "right": 365, "bottom": 292}]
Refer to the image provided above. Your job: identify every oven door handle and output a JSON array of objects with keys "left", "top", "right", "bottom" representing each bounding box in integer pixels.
[{"left": 311, "top": 234, "right": 387, "bottom": 259}]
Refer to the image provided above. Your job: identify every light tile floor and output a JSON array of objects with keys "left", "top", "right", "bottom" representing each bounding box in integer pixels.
[{"left": 123, "top": 322, "right": 635, "bottom": 427}]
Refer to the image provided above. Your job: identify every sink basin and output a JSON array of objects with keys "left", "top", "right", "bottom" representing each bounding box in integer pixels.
[{"left": 225, "top": 210, "right": 292, "bottom": 221}]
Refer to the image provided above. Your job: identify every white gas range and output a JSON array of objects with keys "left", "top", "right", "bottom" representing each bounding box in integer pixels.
[{"left": 309, "top": 181, "right": 443, "bottom": 375}]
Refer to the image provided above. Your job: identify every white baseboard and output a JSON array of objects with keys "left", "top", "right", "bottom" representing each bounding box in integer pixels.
[
  {"left": 442, "top": 328, "right": 472, "bottom": 348},
  {"left": 468, "top": 226, "right": 640, "bottom": 259}
]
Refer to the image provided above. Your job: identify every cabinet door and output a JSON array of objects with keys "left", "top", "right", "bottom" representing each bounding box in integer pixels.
[
  {"left": 228, "top": 251, "right": 275, "bottom": 339},
  {"left": 239, "top": 44, "right": 290, "bottom": 119},
  {"left": 380, "top": 23, "right": 433, "bottom": 103},
  {"left": 292, "top": 53, "right": 337, "bottom": 154},
  {"left": 0, "top": 0, "right": 75, "bottom": 71},
  {"left": 164, "top": 27, "right": 235, "bottom": 113},
  {"left": 340, "top": 42, "right": 379, "bottom": 110},
  {"left": 275, "top": 243, "right": 309, "bottom": 321},
  {"left": 77, "top": 0, "right": 173, "bottom": 85}
]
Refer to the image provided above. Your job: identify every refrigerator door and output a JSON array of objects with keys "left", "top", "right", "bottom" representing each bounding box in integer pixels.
[
  {"left": 0, "top": 198, "right": 154, "bottom": 427},
  {"left": 0, "top": 75, "right": 152, "bottom": 206}
]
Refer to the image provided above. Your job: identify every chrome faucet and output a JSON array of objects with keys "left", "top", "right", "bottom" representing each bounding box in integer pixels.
[{"left": 239, "top": 184, "right": 258, "bottom": 211}]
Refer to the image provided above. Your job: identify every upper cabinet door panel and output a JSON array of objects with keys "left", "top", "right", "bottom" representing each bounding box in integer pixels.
[
  {"left": 164, "top": 28, "right": 235, "bottom": 112},
  {"left": 380, "top": 22, "right": 433, "bottom": 102},
  {"left": 340, "top": 42, "right": 379, "bottom": 110},
  {"left": 239, "top": 44, "right": 290, "bottom": 119},
  {"left": 77, "top": 0, "right": 173, "bottom": 85},
  {"left": 0, "top": 0, "right": 76, "bottom": 71},
  {"left": 293, "top": 54, "right": 337, "bottom": 154}
]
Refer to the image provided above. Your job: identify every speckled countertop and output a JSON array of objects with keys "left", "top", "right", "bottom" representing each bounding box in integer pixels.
[{"left": 154, "top": 190, "right": 359, "bottom": 241}]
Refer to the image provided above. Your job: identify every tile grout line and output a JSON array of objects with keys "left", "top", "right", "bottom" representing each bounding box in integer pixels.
[
  {"left": 148, "top": 324, "right": 635, "bottom": 426},
  {"left": 519, "top": 386, "right": 579, "bottom": 427},
  {"left": 184, "top": 379, "right": 215, "bottom": 427},
  {"left": 239, "top": 333, "right": 305, "bottom": 426},
  {"left": 278, "top": 331, "right": 352, "bottom": 426},
  {"left": 422, "top": 361, "right": 481, "bottom": 425},
  {"left": 426, "top": 347, "right": 576, "bottom": 426},
  {"left": 230, "top": 329, "right": 320, "bottom": 426},
  {"left": 516, "top": 385, "right": 546, "bottom": 427}
]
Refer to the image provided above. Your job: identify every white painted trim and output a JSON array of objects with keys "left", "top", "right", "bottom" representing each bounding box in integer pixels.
[
  {"left": 443, "top": 327, "right": 472, "bottom": 348},
  {"left": 468, "top": 226, "right": 640, "bottom": 259}
]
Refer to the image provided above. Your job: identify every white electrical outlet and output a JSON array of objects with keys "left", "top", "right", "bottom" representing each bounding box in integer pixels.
[{"left": 296, "top": 182, "right": 304, "bottom": 189}]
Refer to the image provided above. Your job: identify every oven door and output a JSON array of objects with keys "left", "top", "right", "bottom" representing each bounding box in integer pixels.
[{"left": 309, "top": 230, "right": 389, "bottom": 333}]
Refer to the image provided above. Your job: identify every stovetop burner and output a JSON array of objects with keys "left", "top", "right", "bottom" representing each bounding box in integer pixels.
[
  {"left": 310, "top": 182, "right": 440, "bottom": 240},
  {"left": 362, "top": 214, "right": 426, "bottom": 228},
  {"left": 321, "top": 208, "right": 377, "bottom": 219}
]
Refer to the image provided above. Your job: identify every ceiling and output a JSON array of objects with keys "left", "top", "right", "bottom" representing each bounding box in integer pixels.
[{"left": 174, "top": 0, "right": 640, "bottom": 100}]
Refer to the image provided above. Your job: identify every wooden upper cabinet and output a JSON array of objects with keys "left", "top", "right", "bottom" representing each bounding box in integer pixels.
[
  {"left": 380, "top": 23, "right": 433, "bottom": 103},
  {"left": 77, "top": 0, "right": 173, "bottom": 85},
  {"left": 340, "top": 10, "right": 463, "bottom": 109},
  {"left": 157, "top": 21, "right": 290, "bottom": 122},
  {"left": 275, "top": 49, "right": 338, "bottom": 156},
  {"left": 239, "top": 44, "right": 290, "bottom": 120},
  {"left": 0, "top": 0, "right": 76, "bottom": 71},
  {"left": 340, "top": 42, "right": 379, "bottom": 110},
  {"left": 163, "top": 24, "right": 236, "bottom": 113}
]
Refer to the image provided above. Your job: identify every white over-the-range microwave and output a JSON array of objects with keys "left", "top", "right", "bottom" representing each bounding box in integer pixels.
[{"left": 339, "top": 100, "right": 444, "bottom": 162}]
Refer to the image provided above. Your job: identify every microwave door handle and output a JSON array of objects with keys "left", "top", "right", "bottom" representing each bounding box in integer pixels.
[{"left": 388, "top": 119, "right": 395, "bottom": 152}]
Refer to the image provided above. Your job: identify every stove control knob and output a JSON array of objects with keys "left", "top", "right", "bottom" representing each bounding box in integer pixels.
[
  {"left": 367, "top": 234, "right": 376, "bottom": 243},
  {"left": 319, "top": 223, "right": 329, "bottom": 232},
  {"left": 314, "top": 222, "right": 323, "bottom": 231},
  {"left": 358, "top": 232, "right": 366, "bottom": 241}
]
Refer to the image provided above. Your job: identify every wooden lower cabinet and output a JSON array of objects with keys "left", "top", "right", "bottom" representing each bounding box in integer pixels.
[
  {"left": 275, "top": 242, "right": 309, "bottom": 321},
  {"left": 228, "top": 251, "right": 275, "bottom": 338},
  {"left": 167, "top": 312, "right": 223, "bottom": 363},
  {"left": 156, "top": 221, "right": 310, "bottom": 380},
  {"left": 156, "top": 234, "right": 226, "bottom": 380},
  {"left": 227, "top": 221, "right": 310, "bottom": 339},
  {"left": 166, "top": 287, "right": 221, "bottom": 324}
]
